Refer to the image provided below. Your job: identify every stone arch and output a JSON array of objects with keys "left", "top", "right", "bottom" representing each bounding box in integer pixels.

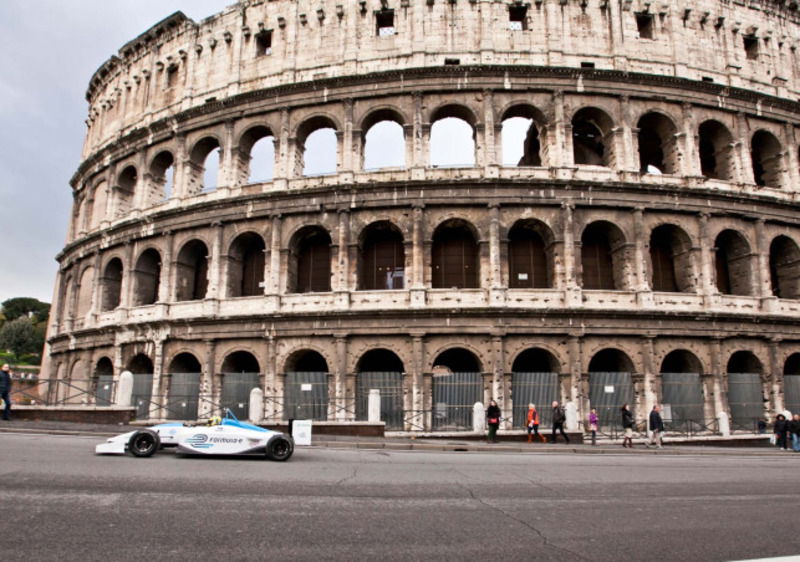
[
  {"left": 227, "top": 232, "right": 266, "bottom": 298},
  {"left": 507, "top": 219, "right": 554, "bottom": 289},
  {"left": 432, "top": 347, "right": 483, "bottom": 373},
  {"left": 511, "top": 347, "right": 561, "bottom": 373},
  {"left": 175, "top": 239, "right": 209, "bottom": 301},
  {"left": 188, "top": 136, "right": 222, "bottom": 194},
  {"left": 660, "top": 349, "right": 704, "bottom": 374},
  {"left": 89, "top": 180, "right": 109, "bottom": 230},
  {"left": 284, "top": 349, "right": 330, "bottom": 373},
  {"left": 500, "top": 104, "right": 547, "bottom": 167},
  {"left": 127, "top": 353, "right": 154, "bottom": 373},
  {"left": 221, "top": 350, "right": 261, "bottom": 373},
  {"left": 288, "top": 225, "right": 332, "bottom": 293},
  {"left": 589, "top": 348, "right": 635, "bottom": 373},
  {"left": 572, "top": 106, "right": 615, "bottom": 167},
  {"left": 148, "top": 150, "right": 175, "bottom": 202},
  {"left": 727, "top": 350, "right": 765, "bottom": 428},
  {"left": 75, "top": 266, "right": 95, "bottom": 320},
  {"left": 238, "top": 125, "right": 275, "bottom": 184},
  {"left": 167, "top": 352, "right": 202, "bottom": 373},
  {"left": 132, "top": 248, "right": 161, "bottom": 306},
  {"left": 637, "top": 111, "right": 679, "bottom": 174},
  {"left": 431, "top": 218, "right": 480, "bottom": 289},
  {"left": 649, "top": 224, "right": 695, "bottom": 292},
  {"left": 100, "top": 257, "right": 123, "bottom": 311},
  {"left": 429, "top": 104, "right": 477, "bottom": 168},
  {"left": 357, "top": 348, "right": 405, "bottom": 373},
  {"left": 659, "top": 349, "right": 705, "bottom": 425},
  {"left": 296, "top": 115, "right": 339, "bottom": 177},
  {"left": 714, "top": 229, "right": 753, "bottom": 296},
  {"left": 751, "top": 130, "right": 784, "bottom": 188},
  {"left": 698, "top": 120, "right": 734, "bottom": 181},
  {"left": 357, "top": 220, "right": 405, "bottom": 290},
  {"left": 580, "top": 220, "right": 630, "bottom": 290},
  {"left": 113, "top": 165, "right": 137, "bottom": 218},
  {"left": 362, "top": 108, "right": 406, "bottom": 170},
  {"left": 770, "top": 235, "right": 800, "bottom": 299},
  {"left": 587, "top": 348, "right": 636, "bottom": 426}
]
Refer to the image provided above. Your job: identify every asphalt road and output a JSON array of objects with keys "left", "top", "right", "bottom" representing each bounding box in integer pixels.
[{"left": 0, "top": 432, "right": 798, "bottom": 561}]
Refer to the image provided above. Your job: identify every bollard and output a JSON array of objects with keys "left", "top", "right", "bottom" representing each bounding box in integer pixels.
[
  {"left": 718, "top": 411, "right": 730, "bottom": 436},
  {"left": 249, "top": 387, "right": 264, "bottom": 422},
  {"left": 117, "top": 371, "right": 133, "bottom": 407},
  {"left": 565, "top": 402, "right": 578, "bottom": 431},
  {"left": 368, "top": 389, "right": 381, "bottom": 422},
  {"left": 473, "top": 402, "right": 485, "bottom": 433}
]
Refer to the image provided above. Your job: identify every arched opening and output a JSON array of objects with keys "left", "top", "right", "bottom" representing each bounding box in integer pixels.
[
  {"left": 100, "top": 258, "right": 123, "bottom": 311},
  {"left": 175, "top": 240, "right": 209, "bottom": 301},
  {"left": 637, "top": 112, "right": 678, "bottom": 174},
  {"left": 784, "top": 353, "right": 800, "bottom": 416},
  {"left": 649, "top": 224, "right": 694, "bottom": 293},
  {"left": 572, "top": 107, "right": 614, "bottom": 167},
  {"left": 581, "top": 221, "right": 628, "bottom": 290},
  {"left": 431, "top": 219, "right": 479, "bottom": 289},
  {"left": 67, "top": 359, "right": 89, "bottom": 404},
  {"left": 727, "top": 351, "right": 764, "bottom": 429},
  {"left": 358, "top": 221, "right": 405, "bottom": 290},
  {"left": 89, "top": 181, "right": 108, "bottom": 229},
  {"left": 429, "top": 105, "right": 476, "bottom": 168},
  {"left": 188, "top": 137, "right": 221, "bottom": 194},
  {"left": 284, "top": 350, "right": 329, "bottom": 421},
  {"left": 298, "top": 117, "right": 338, "bottom": 176},
  {"left": 115, "top": 166, "right": 137, "bottom": 218},
  {"left": 501, "top": 105, "right": 544, "bottom": 166},
  {"left": 239, "top": 126, "right": 275, "bottom": 184},
  {"left": 659, "top": 350, "right": 704, "bottom": 427},
  {"left": 714, "top": 230, "right": 752, "bottom": 296},
  {"left": 76, "top": 267, "right": 95, "bottom": 320},
  {"left": 698, "top": 120, "right": 734, "bottom": 181},
  {"left": 770, "top": 236, "right": 800, "bottom": 299},
  {"left": 166, "top": 353, "right": 202, "bottom": 420},
  {"left": 220, "top": 351, "right": 261, "bottom": 420},
  {"left": 149, "top": 151, "right": 175, "bottom": 201},
  {"left": 588, "top": 349, "right": 635, "bottom": 429},
  {"left": 227, "top": 232, "right": 266, "bottom": 298},
  {"left": 356, "top": 349, "right": 405, "bottom": 429},
  {"left": 751, "top": 130, "right": 783, "bottom": 188},
  {"left": 511, "top": 348, "right": 560, "bottom": 428},
  {"left": 363, "top": 111, "right": 405, "bottom": 170},
  {"left": 431, "top": 348, "right": 483, "bottom": 431},
  {"left": 127, "top": 354, "right": 154, "bottom": 420},
  {"left": 132, "top": 249, "right": 161, "bottom": 306},
  {"left": 508, "top": 220, "right": 553, "bottom": 289},
  {"left": 94, "top": 357, "right": 114, "bottom": 406},
  {"left": 289, "top": 226, "right": 331, "bottom": 293}
]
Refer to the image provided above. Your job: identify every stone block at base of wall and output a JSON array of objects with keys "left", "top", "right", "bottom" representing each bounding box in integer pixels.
[
  {"left": 262, "top": 421, "right": 385, "bottom": 438},
  {"left": 12, "top": 406, "right": 136, "bottom": 425}
]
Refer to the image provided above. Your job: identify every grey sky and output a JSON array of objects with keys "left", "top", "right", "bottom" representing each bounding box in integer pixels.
[{"left": 0, "top": 1, "right": 230, "bottom": 304}]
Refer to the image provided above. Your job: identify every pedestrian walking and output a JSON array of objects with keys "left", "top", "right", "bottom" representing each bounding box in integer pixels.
[
  {"left": 588, "top": 408, "right": 599, "bottom": 446},
  {"left": 773, "top": 413, "right": 789, "bottom": 450},
  {"left": 789, "top": 414, "right": 800, "bottom": 452},
  {"left": 486, "top": 399, "right": 501, "bottom": 444},
  {"left": 0, "top": 364, "right": 12, "bottom": 421},
  {"left": 551, "top": 401, "right": 570, "bottom": 443},
  {"left": 647, "top": 404, "right": 664, "bottom": 449},
  {"left": 620, "top": 403, "right": 634, "bottom": 448},
  {"left": 526, "top": 403, "right": 544, "bottom": 443}
]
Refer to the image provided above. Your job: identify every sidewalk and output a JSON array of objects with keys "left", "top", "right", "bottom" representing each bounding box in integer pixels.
[{"left": 0, "top": 419, "right": 792, "bottom": 456}]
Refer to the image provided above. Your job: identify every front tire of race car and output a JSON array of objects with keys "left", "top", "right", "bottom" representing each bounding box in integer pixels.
[
  {"left": 128, "top": 429, "right": 161, "bottom": 457},
  {"left": 265, "top": 436, "right": 294, "bottom": 461}
]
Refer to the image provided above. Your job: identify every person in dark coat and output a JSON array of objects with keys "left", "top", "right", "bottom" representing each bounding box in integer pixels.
[
  {"left": 789, "top": 414, "right": 800, "bottom": 452},
  {"left": 551, "top": 401, "right": 570, "bottom": 443},
  {"left": 620, "top": 403, "right": 634, "bottom": 448},
  {"left": 0, "top": 364, "right": 12, "bottom": 421},
  {"left": 773, "top": 414, "right": 789, "bottom": 450},
  {"left": 486, "top": 400, "right": 501, "bottom": 443},
  {"left": 647, "top": 404, "right": 664, "bottom": 449}
]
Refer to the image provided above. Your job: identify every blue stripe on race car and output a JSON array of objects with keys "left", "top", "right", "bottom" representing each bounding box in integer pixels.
[
  {"left": 185, "top": 433, "right": 213, "bottom": 449},
  {"left": 221, "top": 419, "right": 272, "bottom": 433}
]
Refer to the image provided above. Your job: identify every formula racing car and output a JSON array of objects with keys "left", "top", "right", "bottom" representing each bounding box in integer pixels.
[{"left": 95, "top": 410, "right": 294, "bottom": 461}]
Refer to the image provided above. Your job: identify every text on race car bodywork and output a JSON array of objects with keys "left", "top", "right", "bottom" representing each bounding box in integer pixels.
[{"left": 95, "top": 412, "right": 294, "bottom": 461}]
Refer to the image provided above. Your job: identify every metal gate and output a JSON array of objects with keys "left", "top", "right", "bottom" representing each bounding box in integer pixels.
[
  {"left": 589, "top": 372, "right": 634, "bottom": 430},
  {"left": 727, "top": 373, "right": 763, "bottom": 429},
  {"left": 511, "top": 372, "right": 558, "bottom": 428},
  {"left": 661, "top": 372, "right": 704, "bottom": 426},
  {"left": 166, "top": 372, "right": 201, "bottom": 420},
  {"left": 284, "top": 372, "right": 328, "bottom": 421},
  {"left": 131, "top": 374, "right": 153, "bottom": 419},
  {"left": 221, "top": 372, "right": 260, "bottom": 420},
  {"left": 95, "top": 375, "right": 113, "bottom": 406},
  {"left": 356, "top": 371, "right": 404, "bottom": 430},
  {"left": 785, "top": 375, "right": 800, "bottom": 415},
  {"left": 432, "top": 372, "right": 482, "bottom": 431}
]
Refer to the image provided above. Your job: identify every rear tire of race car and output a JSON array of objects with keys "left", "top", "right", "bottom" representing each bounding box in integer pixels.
[
  {"left": 266, "top": 436, "right": 293, "bottom": 461},
  {"left": 128, "top": 429, "right": 161, "bottom": 457}
]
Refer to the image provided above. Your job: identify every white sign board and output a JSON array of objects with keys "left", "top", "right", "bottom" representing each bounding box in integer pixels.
[
  {"left": 301, "top": 383, "right": 313, "bottom": 391},
  {"left": 604, "top": 385, "right": 615, "bottom": 394},
  {"left": 292, "top": 419, "right": 313, "bottom": 446}
]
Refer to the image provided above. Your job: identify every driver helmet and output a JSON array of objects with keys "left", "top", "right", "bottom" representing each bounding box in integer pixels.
[{"left": 207, "top": 416, "right": 222, "bottom": 426}]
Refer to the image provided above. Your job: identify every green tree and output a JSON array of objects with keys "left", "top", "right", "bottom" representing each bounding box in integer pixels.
[
  {"left": 1, "top": 297, "right": 50, "bottom": 324},
  {"left": 0, "top": 317, "right": 43, "bottom": 363}
]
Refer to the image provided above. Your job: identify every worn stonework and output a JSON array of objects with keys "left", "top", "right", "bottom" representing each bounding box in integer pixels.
[{"left": 43, "top": 0, "right": 800, "bottom": 431}]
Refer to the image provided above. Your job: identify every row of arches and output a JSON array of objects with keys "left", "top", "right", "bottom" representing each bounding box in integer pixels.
[
  {"left": 78, "top": 346, "right": 800, "bottom": 430},
  {"left": 81, "top": 219, "right": 800, "bottom": 314},
  {"left": 75, "top": 104, "right": 794, "bottom": 235}
]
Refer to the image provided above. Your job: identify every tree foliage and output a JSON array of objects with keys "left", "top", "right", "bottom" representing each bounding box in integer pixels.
[
  {"left": 0, "top": 317, "right": 43, "bottom": 363},
  {"left": 1, "top": 297, "right": 50, "bottom": 324}
]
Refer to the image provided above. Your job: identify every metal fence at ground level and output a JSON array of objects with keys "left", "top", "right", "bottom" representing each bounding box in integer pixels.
[
  {"left": 588, "top": 372, "right": 634, "bottom": 432},
  {"left": 511, "top": 372, "right": 558, "bottom": 429},
  {"left": 284, "top": 372, "right": 329, "bottom": 421},
  {"left": 165, "top": 373, "right": 201, "bottom": 420},
  {"left": 432, "top": 372, "right": 482, "bottom": 431},
  {"left": 220, "top": 372, "right": 260, "bottom": 420},
  {"left": 661, "top": 372, "right": 704, "bottom": 425},
  {"left": 727, "top": 373, "right": 764, "bottom": 428},
  {"left": 356, "top": 371, "right": 404, "bottom": 430}
]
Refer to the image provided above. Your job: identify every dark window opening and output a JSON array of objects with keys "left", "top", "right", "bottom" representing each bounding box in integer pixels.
[
  {"left": 376, "top": 9, "right": 395, "bottom": 36},
  {"left": 360, "top": 224, "right": 405, "bottom": 290},
  {"left": 294, "top": 230, "right": 331, "bottom": 293},
  {"left": 635, "top": 13, "right": 654, "bottom": 39},
  {"left": 229, "top": 233, "right": 266, "bottom": 298},
  {"left": 101, "top": 258, "right": 123, "bottom": 311},
  {"left": 573, "top": 121, "right": 605, "bottom": 165},
  {"left": 509, "top": 5, "right": 528, "bottom": 31},
  {"left": 444, "top": 58, "right": 461, "bottom": 65},
  {"left": 650, "top": 229, "right": 678, "bottom": 292},
  {"left": 508, "top": 226, "right": 549, "bottom": 288},
  {"left": 432, "top": 222, "right": 479, "bottom": 289},
  {"left": 176, "top": 241, "right": 209, "bottom": 301},
  {"left": 701, "top": 76, "right": 714, "bottom": 83},
  {"left": 255, "top": 30, "right": 272, "bottom": 56},
  {"left": 166, "top": 64, "right": 178, "bottom": 88},
  {"left": 744, "top": 35, "right": 759, "bottom": 60},
  {"left": 133, "top": 249, "right": 161, "bottom": 306},
  {"left": 580, "top": 61, "right": 595, "bottom": 69}
]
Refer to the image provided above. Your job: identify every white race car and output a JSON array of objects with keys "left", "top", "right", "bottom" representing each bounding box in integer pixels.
[{"left": 95, "top": 410, "right": 294, "bottom": 461}]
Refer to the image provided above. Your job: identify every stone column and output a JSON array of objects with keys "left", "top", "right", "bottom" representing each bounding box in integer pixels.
[
  {"left": 160, "top": 232, "right": 174, "bottom": 302},
  {"left": 634, "top": 207, "right": 653, "bottom": 306},
  {"left": 149, "top": 338, "right": 166, "bottom": 420},
  {"left": 734, "top": 112, "right": 751, "bottom": 185},
  {"left": 410, "top": 205, "right": 426, "bottom": 306},
  {"left": 264, "top": 335, "right": 280, "bottom": 422},
  {"left": 698, "top": 213, "right": 717, "bottom": 305},
  {"left": 411, "top": 92, "right": 424, "bottom": 175},
  {"left": 562, "top": 202, "right": 581, "bottom": 306},
  {"left": 642, "top": 336, "right": 658, "bottom": 414},
  {"left": 490, "top": 335, "right": 507, "bottom": 427},
  {"left": 408, "top": 334, "right": 425, "bottom": 432},
  {"left": 334, "top": 210, "right": 350, "bottom": 308},
  {"left": 206, "top": 222, "right": 224, "bottom": 303},
  {"left": 341, "top": 99, "right": 354, "bottom": 177},
  {"left": 769, "top": 338, "right": 783, "bottom": 415},
  {"left": 568, "top": 334, "right": 585, "bottom": 418},
  {"left": 783, "top": 124, "right": 800, "bottom": 191},
  {"left": 273, "top": 108, "right": 290, "bottom": 189},
  {"left": 267, "top": 215, "right": 282, "bottom": 308},
  {"left": 199, "top": 339, "right": 216, "bottom": 419},
  {"left": 681, "top": 103, "right": 700, "bottom": 177},
  {"left": 551, "top": 91, "right": 568, "bottom": 169},
  {"left": 709, "top": 338, "right": 730, "bottom": 424},
  {"left": 334, "top": 335, "right": 349, "bottom": 421},
  {"left": 482, "top": 89, "right": 497, "bottom": 177},
  {"left": 120, "top": 241, "right": 135, "bottom": 309},
  {"left": 488, "top": 204, "right": 504, "bottom": 305},
  {"left": 220, "top": 119, "right": 236, "bottom": 193},
  {"left": 172, "top": 133, "right": 188, "bottom": 199},
  {"left": 754, "top": 219, "right": 775, "bottom": 311}
]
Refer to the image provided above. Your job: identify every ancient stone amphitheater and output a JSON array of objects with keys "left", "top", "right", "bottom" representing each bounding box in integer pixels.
[{"left": 43, "top": 0, "right": 800, "bottom": 434}]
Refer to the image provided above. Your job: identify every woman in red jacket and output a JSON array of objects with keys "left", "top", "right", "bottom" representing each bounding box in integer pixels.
[{"left": 526, "top": 403, "right": 545, "bottom": 443}]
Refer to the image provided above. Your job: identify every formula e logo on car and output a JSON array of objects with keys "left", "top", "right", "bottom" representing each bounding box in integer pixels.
[{"left": 186, "top": 434, "right": 213, "bottom": 449}]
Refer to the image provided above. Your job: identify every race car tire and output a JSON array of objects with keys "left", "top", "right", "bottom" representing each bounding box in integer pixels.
[
  {"left": 266, "top": 436, "right": 294, "bottom": 461},
  {"left": 128, "top": 429, "right": 161, "bottom": 457}
]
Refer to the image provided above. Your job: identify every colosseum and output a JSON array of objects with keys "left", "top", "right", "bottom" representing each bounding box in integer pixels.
[{"left": 42, "top": 0, "right": 800, "bottom": 435}]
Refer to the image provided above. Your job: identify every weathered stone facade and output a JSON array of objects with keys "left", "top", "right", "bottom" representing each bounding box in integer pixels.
[{"left": 44, "top": 0, "right": 800, "bottom": 431}]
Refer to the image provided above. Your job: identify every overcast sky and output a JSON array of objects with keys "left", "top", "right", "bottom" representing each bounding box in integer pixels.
[{"left": 0, "top": 1, "right": 231, "bottom": 305}]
